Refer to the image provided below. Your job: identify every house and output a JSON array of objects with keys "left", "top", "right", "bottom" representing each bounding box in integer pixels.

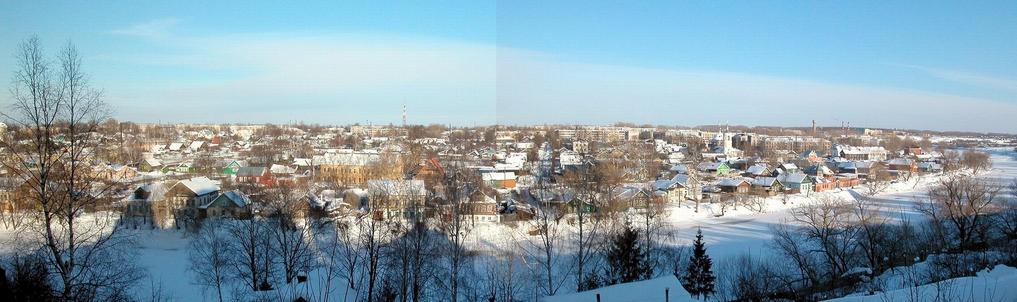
[
  {"left": 813, "top": 176, "right": 837, "bottom": 192},
  {"left": 697, "top": 162, "right": 731, "bottom": 176},
  {"left": 777, "top": 173, "right": 813, "bottom": 194},
  {"left": 188, "top": 141, "right": 205, "bottom": 152},
  {"left": 463, "top": 190, "right": 500, "bottom": 222},
  {"left": 799, "top": 150, "right": 824, "bottom": 164},
  {"left": 918, "top": 162, "right": 943, "bottom": 173},
  {"left": 167, "top": 142, "right": 184, "bottom": 152},
  {"left": 236, "top": 166, "right": 274, "bottom": 186},
  {"left": 750, "top": 177, "right": 784, "bottom": 196},
  {"left": 163, "top": 177, "right": 221, "bottom": 226},
  {"left": 886, "top": 158, "right": 917, "bottom": 173},
  {"left": 778, "top": 163, "right": 800, "bottom": 174},
  {"left": 717, "top": 177, "right": 751, "bottom": 193},
  {"left": 613, "top": 183, "right": 660, "bottom": 210},
  {"left": 835, "top": 174, "right": 861, "bottom": 188},
  {"left": 0, "top": 177, "right": 30, "bottom": 215},
  {"left": 93, "top": 164, "right": 137, "bottom": 182},
  {"left": 904, "top": 146, "right": 923, "bottom": 156},
  {"left": 222, "top": 160, "right": 246, "bottom": 175},
  {"left": 162, "top": 162, "right": 193, "bottom": 174},
  {"left": 200, "top": 190, "right": 251, "bottom": 219},
  {"left": 744, "top": 164, "right": 770, "bottom": 177},
  {"left": 669, "top": 164, "right": 690, "bottom": 175},
  {"left": 140, "top": 158, "right": 163, "bottom": 172},
  {"left": 803, "top": 164, "right": 835, "bottom": 177},
  {"left": 672, "top": 174, "right": 701, "bottom": 201},
  {"left": 482, "top": 171, "right": 517, "bottom": 189},
  {"left": 270, "top": 164, "right": 296, "bottom": 175},
  {"left": 124, "top": 182, "right": 171, "bottom": 228},
  {"left": 654, "top": 179, "right": 687, "bottom": 204},
  {"left": 367, "top": 179, "right": 427, "bottom": 220}
]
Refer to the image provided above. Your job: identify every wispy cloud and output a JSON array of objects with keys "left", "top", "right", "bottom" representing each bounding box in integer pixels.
[
  {"left": 895, "top": 64, "right": 1017, "bottom": 93},
  {"left": 497, "top": 55, "right": 1017, "bottom": 133},
  {"left": 100, "top": 31, "right": 1017, "bottom": 133},
  {"left": 110, "top": 18, "right": 180, "bottom": 38}
]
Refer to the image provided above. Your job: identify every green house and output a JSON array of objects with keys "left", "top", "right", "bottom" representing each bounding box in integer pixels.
[
  {"left": 697, "top": 162, "right": 731, "bottom": 176},
  {"left": 223, "top": 160, "right": 244, "bottom": 175}
]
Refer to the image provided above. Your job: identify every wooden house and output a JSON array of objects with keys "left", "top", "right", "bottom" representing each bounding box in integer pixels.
[
  {"left": 200, "top": 190, "right": 251, "bottom": 219},
  {"left": 717, "top": 178, "right": 751, "bottom": 193}
]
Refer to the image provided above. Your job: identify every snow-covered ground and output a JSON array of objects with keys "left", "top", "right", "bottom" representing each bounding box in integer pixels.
[
  {"left": 825, "top": 264, "right": 1017, "bottom": 302},
  {"left": 542, "top": 275, "right": 695, "bottom": 302}
]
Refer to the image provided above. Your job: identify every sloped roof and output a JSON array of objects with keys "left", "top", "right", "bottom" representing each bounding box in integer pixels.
[
  {"left": 177, "top": 177, "right": 220, "bottom": 196},
  {"left": 236, "top": 166, "right": 267, "bottom": 177},
  {"left": 203, "top": 190, "right": 249, "bottom": 208},
  {"left": 777, "top": 172, "right": 809, "bottom": 184},
  {"left": 746, "top": 164, "right": 769, "bottom": 175},
  {"left": 751, "top": 177, "right": 780, "bottom": 187},
  {"left": 717, "top": 177, "right": 749, "bottom": 187}
]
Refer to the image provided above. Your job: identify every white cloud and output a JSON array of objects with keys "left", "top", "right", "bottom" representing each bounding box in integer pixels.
[{"left": 110, "top": 18, "right": 180, "bottom": 38}]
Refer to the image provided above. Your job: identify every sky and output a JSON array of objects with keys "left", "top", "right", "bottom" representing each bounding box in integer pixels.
[{"left": 2, "top": 1, "right": 1017, "bottom": 133}]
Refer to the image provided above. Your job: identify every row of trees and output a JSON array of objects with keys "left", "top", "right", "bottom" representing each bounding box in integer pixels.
[{"left": 719, "top": 173, "right": 1017, "bottom": 300}]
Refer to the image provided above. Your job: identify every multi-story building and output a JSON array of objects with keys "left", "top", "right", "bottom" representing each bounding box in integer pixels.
[
  {"left": 832, "top": 145, "right": 888, "bottom": 161},
  {"left": 314, "top": 150, "right": 403, "bottom": 186}
]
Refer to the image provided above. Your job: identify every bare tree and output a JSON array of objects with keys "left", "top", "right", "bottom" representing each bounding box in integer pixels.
[
  {"left": 384, "top": 203, "right": 436, "bottom": 302},
  {"left": 562, "top": 164, "right": 608, "bottom": 291},
  {"left": 189, "top": 221, "right": 230, "bottom": 302},
  {"left": 961, "top": 150, "right": 991, "bottom": 174},
  {"left": 226, "top": 218, "right": 275, "bottom": 291},
  {"left": 523, "top": 179, "right": 570, "bottom": 297},
  {"left": 864, "top": 163, "right": 893, "bottom": 196},
  {"left": 852, "top": 199, "right": 892, "bottom": 275},
  {"left": 1, "top": 37, "right": 141, "bottom": 301},
  {"left": 309, "top": 220, "right": 344, "bottom": 302},
  {"left": 266, "top": 183, "right": 315, "bottom": 284},
  {"left": 770, "top": 223, "right": 819, "bottom": 290},
  {"left": 917, "top": 174, "right": 1002, "bottom": 250},
  {"left": 434, "top": 159, "right": 476, "bottom": 302},
  {"left": 788, "top": 196, "right": 858, "bottom": 284},
  {"left": 995, "top": 180, "right": 1017, "bottom": 242}
]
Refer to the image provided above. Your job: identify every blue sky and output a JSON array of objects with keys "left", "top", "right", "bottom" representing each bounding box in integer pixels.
[{"left": 2, "top": 1, "right": 1017, "bottom": 133}]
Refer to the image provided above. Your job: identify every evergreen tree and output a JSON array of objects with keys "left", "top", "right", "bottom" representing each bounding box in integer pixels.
[
  {"left": 684, "top": 228, "right": 716, "bottom": 300},
  {"left": 604, "top": 221, "right": 652, "bottom": 285}
]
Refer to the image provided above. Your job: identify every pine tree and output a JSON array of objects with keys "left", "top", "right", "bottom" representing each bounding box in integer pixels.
[
  {"left": 684, "top": 228, "right": 715, "bottom": 300},
  {"left": 604, "top": 221, "right": 653, "bottom": 285}
]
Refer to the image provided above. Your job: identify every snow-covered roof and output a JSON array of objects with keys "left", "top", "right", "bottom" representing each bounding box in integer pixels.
[
  {"left": 746, "top": 164, "right": 769, "bottom": 175},
  {"left": 176, "top": 177, "right": 220, "bottom": 196},
  {"left": 751, "top": 176, "right": 780, "bottom": 187},
  {"left": 236, "top": 166, "right": 267, "bottom": 177},
  {"left": 270, "top": 164, "right": 295, "bottom": 174},
  {"left": 777, "top": 172, "right": 809, "bottom": 184},
  {"left": 144, "top": 158, "right": 162, "bottom": 167},
  {"left": 367, "top": 179, "right": 426, "bottom": 196},
  {"left": 717, "top": 177, "right": 749, "bottom": 187},
  {"left": 482, "top": 171, "right": 516, "bottom": 181},
  {"left": 202, "top": 190, "right": 249, "bottom": 209}
]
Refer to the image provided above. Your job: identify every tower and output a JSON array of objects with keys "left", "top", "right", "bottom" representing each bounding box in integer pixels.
[{"left": 402, "top": 104, "right": 407, "bottom": 127}]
